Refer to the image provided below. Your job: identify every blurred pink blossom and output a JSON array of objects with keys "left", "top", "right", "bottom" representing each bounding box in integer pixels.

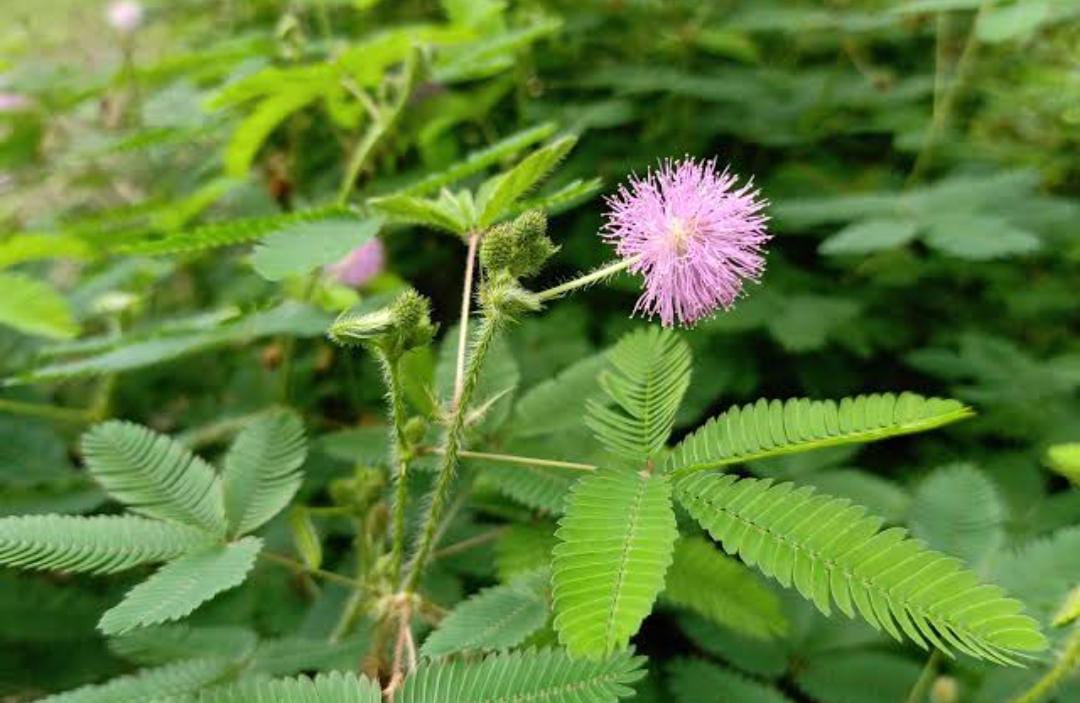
[
  {"left": 0, "top": 93, "right": 30, "bottom": 112},
  {"left": 326, "top": 238, "right": 385, "bottom": 287},
  {"left": 106, "top": 0, "right": 143, "bottom": 32}
]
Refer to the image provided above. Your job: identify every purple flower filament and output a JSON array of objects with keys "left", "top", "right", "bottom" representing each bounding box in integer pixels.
[{"left": 602, "top": 157, "right": 770, "bottom": 327}]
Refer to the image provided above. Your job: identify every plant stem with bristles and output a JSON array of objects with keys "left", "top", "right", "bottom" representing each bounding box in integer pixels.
[
  {"left": 404, "top": 313, "right": 501, "bottom": 592},
  {"left": 535, "top": 254, "right": 641, "bottom": 302}
]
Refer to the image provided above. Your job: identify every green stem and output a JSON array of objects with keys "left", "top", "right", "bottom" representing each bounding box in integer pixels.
[
  {"left": 260, "top": 551, "right": 365, "bottom": 590},
  {"left": 453, "top": 231, "right": 481, "bottom": 407},
  {"left": 404, "top": 314, "right": 501, "bottom": 592},
  {"left": 1009, "top": 628, "right": 1080, "bottom": 703},
  {"left": 0, "top": 397, "right": 95, "bottom": 424},
  {"left": 906, "top": 3, "right": 988, "bottom": 185},
  {"left": 336, "top": 50, "right": 418, "bottom": 205},
  {"left": 378, "top": 350, "right": 411, "bottom": 587},
  {"left": 534, "top": 255, "right": 640, "bottom": 302},
  {"left": 904, "top": 650, "right": 942, "bottom": 703},
  {"left": 453, "top": 448, "right": 596, "bottom": 472}
]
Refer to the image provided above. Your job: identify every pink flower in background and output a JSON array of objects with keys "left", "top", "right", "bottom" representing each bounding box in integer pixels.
[
  {"left": 106, "top": 0, "right": 143, "bottom": 32},
  {"left": 327, "top": 238, "right": 385, "bottom": 287},
  {"left": 0, "top": 93, "right": 30, "bottom": 112},
  {"left": 602, "top": 156, "right": 769, "bottom": 327}
]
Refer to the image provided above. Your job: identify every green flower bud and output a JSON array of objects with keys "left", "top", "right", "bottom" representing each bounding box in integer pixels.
[
  {"left": 328, "top": 289, "right": 437, "bottom": 359},
  {"left": 403, "top": 416, "right": 428, "bottom": 446},
  {"left": 479, "top": 210, "right": 558, "bottom": 279},
  {"left": 329, "top": 465, "right": 386, "bottom": 513},
  {"left": 481, "top": 271, "right": 542, "bottom": 318}
]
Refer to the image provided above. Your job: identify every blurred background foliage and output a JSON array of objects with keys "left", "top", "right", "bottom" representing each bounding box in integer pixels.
[{"left": 0, "top": 0, "right": 1077, "bottom": 701}]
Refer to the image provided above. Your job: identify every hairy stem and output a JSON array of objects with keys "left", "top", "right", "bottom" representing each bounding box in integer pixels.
[
  {"left": 1009, "top": 628, "right": 1080, "bottom": 703},
  {"left": 377, "top": 350, "right": 411, "bottom": 587},
  {"left": 453, "top": 231, "right": 481, "bottom": 407},
  {"left": 534, "top": 254, "right": 641, "bottom": 302},
  {"left": 404, "top": 314, "right": 501, "bottom": 592}
]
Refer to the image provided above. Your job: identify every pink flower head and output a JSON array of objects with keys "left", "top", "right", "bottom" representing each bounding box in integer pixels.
[
  {"left": 602, "top": 156, "right": 769, "bottom": 327},
  {"left": 106, "top": 0, "right": 143, "bottom": 33},
  {"left": 326, "top": 238, "right": 385, "bottom": 287},
  {"left": 0, "top": 93, "right": 30, "bottom": 113}
]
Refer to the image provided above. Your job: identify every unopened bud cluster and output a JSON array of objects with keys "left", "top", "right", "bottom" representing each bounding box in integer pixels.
[
  {"left": 479, "top": 210, "right": 556, "bottom": 318},
  {"left": 328, "top": 289, "right": 436, "bottom": 359},
  {"left": 479, "top": 210, "right": 558, "bottom": 279}
]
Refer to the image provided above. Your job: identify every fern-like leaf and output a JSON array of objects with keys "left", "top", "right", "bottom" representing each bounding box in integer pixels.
[
  {"left": 668, "top": 393, "right": 973, "bottom": 474},
  {"left": 395, "top": 122, "right": 557, "bottom": 196},
  {"left": 0, "top": 515, "right": 211, "bottom": 574},
  {"left": 39, "top": 657, "right": 234, "bottom": 703},
  {"left": 586, "top": 328, "right": 692, "bottom": 463},
  {"left": 552, "top": 466, "right": 678, "bottom": 657},
  {"left": 422, "top": 569, "right": 549, "bottom": 657},
  {"left": 179, "top": 671, "right": 382, "bottom": 703},
  {"left": 115, "top": 206, "right": 350, "bottom": 256},
  {"left": 397, "top": 647, "right": 645, "bottom": 703},
  {"left": 82, "top": 421, "right": 226, "bottom": 535},
  {"left": 222, "top": 410, "right": 307, "bottom": 537},
  {"left": 675, "top": 472, "right": 1047, "bottom": 664},
  {"left": 99, "top": 537, "right": 262, "bottom": 636},
  {"left": 662, "top": 536, "right": 787, "bottom": 640}
]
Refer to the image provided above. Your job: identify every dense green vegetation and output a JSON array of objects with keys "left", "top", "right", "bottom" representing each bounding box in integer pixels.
[{"left": 0, "top": 1, "right": 1077, "bottom": 701}]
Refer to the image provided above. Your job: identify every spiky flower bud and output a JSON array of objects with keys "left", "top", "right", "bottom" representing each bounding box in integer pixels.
[
  {"left": 328, "top": 289, "right": 437, "bottom": 359},
  {"left": 479, "top": 210, "right": 558, "bottom": 279},
  {"left": 480, "top": 272, "right": 542, "bottom": 319}
]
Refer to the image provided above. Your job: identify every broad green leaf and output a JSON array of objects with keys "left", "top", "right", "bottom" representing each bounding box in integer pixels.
[
  {"left": 662, "top": 537, "right": 786, "bottom": 640},
  {"left": 1046, "top": 443, "right": 1080, "bottom": 485},
  {"left": 250, "top": 217, "right": 383, "bottom": 281},
  {"left": 510, "top": 353, "right": 607, "bottom": 438},
  {"left": 224, "top": 87, "right": 324, "bottom": 177},
  {"left": 0, "top": 273, "right": 77, "bottom": 340},
  {"left": 552, "top": 466, "right": 678, "bottom": 657},
  {"left": 109, "top": 624, "right": 258, "bottom": 665},
  {"left": 12, "top": 303, "right": 331, "bottom": 384},
  {"left": 923, "top": 214, "right": 1041, "bottom": 260},
  {"left": 669, "top": 658, "right": 793, "bottom": 703},
  {"left": 99, "top": 537, "right": 262, "bottom": 635},
  {"left": 819, "top": 218, "right": 919, "bottom": 256},
  {"left": 977, "top": 1, "right": 1050, "bottom": 43},
  {"left": 795, "top": 652, "right": 921, "bottom": 703},
  {"left": 0, "top": 233, "right": 92, "bottom": 268}
]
